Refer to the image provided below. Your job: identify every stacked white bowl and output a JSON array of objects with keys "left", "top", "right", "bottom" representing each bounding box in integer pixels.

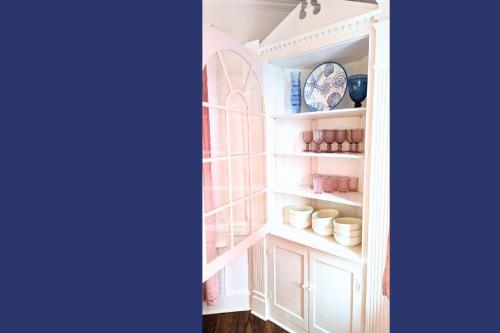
[
  {"left": 311, "top": 209, "right": 339, "bottom": 236},
  {"left": 287, "top": 205, "right": 314, "bottom": 229},
  {"left": 334, "top": 217, "right": 362, "bottom": 246}
]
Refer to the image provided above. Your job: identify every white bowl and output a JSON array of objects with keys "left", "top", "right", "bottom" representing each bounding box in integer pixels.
[
  {"left": 312, "top": 223, "right": 333, "bottom": 236},
  {"left": 289, "top": 216, "right": 311, "bottom": 229},
  {"left": 334, "top": 227, "right": 361, "bottom": 237},
  {"left": 289, "top": 216, "right": 311, "bottom": 224},
  {"left": 334, "top": 217, "right": 362, "bottom": 232},
  {"left": 287, "top": 205, "right": 313, "bottom": 215},
  {"left": 312, "top": 209, "right": 339, "bottom": 227},
  {"left": 334, "top": 233, "right": 361, "bottom": 247},
  {"left": 312, "top": 209, "right": 339, "bottom": 220}
]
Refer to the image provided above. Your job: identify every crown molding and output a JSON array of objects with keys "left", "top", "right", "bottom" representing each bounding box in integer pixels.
[
  {"left": 206, "top": 0, "right": 300, "bottom": 11},
  {"left": 258, "top": 9, "right": 379, "bottom": 60}
]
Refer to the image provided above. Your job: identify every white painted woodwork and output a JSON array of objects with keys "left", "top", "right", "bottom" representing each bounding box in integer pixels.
[
  {"left": 203, "top": 24, "right": 270, "bottom": 283},
  {"left": 363, "top": 19, "right": 390, "bottom": 333},
  {"left": 258, "top": 11, "right": 378, "bottom": 63},
  {"left": 249, "top": 238, "right": 268, "bottom": 319},
  {"left": 270, "top": 224, "right": 362, "bottom": 263},
  {"left": 204, "top": 2, "right": 389, "bottom": 330},
  {"left": 309, "top": 252, "right": 363, "bottom": 333},
  {"left": 267, "top": 235, "right": 364, "bottom": 333},
  {"left": 273, "top": 186, "right": 363, "bottom": 207},
  {"left": 262, "top": 0, "right": 377, "bottom": 46},
  {"left": 268, "top": 237, "right": 309, "bottom": 333},
  {"left": 274, "top": 151, "right": 364, "bottom": 159},
  {"left": 273, "top": 107, "right": 366, "bottom": 120}
]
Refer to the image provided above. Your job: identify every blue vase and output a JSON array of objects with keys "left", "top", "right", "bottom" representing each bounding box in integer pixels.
[
  {"left": 347, "top": 74, "right": 368, "bottom": 108},
  {"left": 290, "top": 71, "right": 301, "bottom": 113}
]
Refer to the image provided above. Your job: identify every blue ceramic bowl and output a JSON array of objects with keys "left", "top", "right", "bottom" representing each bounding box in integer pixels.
[{"left": 347, "top": 74, "right": 368, "bottom": 108}]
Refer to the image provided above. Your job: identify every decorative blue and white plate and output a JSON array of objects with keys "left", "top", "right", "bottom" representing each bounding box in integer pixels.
[{"left": 303, "top": 62, "right": 347, "bottom": 112}]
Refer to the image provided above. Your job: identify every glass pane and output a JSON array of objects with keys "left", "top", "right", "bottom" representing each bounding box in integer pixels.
[
  {"left": 252, "top": 192, "right": 267, "bottom": 232},
  {"left": 245, "top": 72, "right": 264, "bottom": 114},
  {"left": 231, "top": 156, "right": 250, "bottom": 201},
  {"left": 205, "top": 208, "right": 231, "bottom": 262},
  {"left": 220, "top": 50, "right": 250, "bottom": 91},
  {"left": 229, "top": 111, "right": 249, "bottom": 155},
  {"left": 249, "top": 115, "right": 265, "bottom": 153},
  {"left": 203, "top": 161, "right": 229, "bottom": 212},
  {"left": 251, "top": 155, "right": 266, "bottom": 193},
  {"left": 202, "top": 107, "right": 227, "bottom": 158},
  {"left": 204, "top": 55, "right": 230, "bottom": 106},
  {"left": 227, "top": 93, "right": 247, "bottom": 112},
  {"left": 233, "top": 199, "right": 251, "bottom": 246}
]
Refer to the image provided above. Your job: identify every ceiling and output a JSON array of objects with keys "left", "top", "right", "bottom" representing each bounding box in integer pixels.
[{"left": 203, "top": 0, "right": 377, "bottom": 45}]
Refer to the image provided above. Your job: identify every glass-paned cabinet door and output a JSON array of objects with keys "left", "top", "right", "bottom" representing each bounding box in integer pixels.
[{"left": 202, "top": 25, "right": 268, "bottom": 282}]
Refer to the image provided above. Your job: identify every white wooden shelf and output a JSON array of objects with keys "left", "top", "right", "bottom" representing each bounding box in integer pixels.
[
  {"left": 272, "top": 185, "right": 363, "bottom": 207},
  {"left": 270, "top": 223, "right": 362, "bottom": 263},
  {"left": 274, "top": 151, "right": 364, "bottom": 159},
  {"left": 272, "top": 107, "right": 366, "bottom": 120}
]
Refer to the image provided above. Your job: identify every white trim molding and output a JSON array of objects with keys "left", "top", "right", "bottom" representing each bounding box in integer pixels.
[
  {"left": 364, "top": 18, "right": 390, "bottom": 333},
  {"left": 206, "top": 0, "right": 300, "bottom": 11},
  {"left": 258, "top": 10, "right": 380, "bottom": 61}
]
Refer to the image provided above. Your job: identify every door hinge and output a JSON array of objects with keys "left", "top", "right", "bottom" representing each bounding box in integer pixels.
[
  {"left": 267, "top": 249, "right": 271, "bottom": 256},
  {"left": 267, "top": 290, "right": 272, "bottom": 300}
]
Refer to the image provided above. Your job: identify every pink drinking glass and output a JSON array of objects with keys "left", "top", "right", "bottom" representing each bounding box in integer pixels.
[
  {"left": 348, "top": 177, "right": 359, "bottom": 192},
  {"left": 352, "top": 128, "right": 364, "bottom": 153},
  {"left": 302, "top": 130, "right": 313, "bottom": 152},
  {"left": 334, "top": 129, "right": 347, "bottom": 153},
  {"left": 312, "top": 174, "right": 323, "bottom": 194},
  {"left": 338, "top": 176, "right": 349, "bottom": 193},
  {"left": 321, "top": 176, "right": 333, "bottom": 193},
  {"left": 323, "top": 129, "right": 336, "bottom": 153},
  {"left": 346, "top": 129, "right": 354, "bottom": 152},
  {"left": 312, "top": 129, "right": 324, "bottom": 153},
  {"left": 330, "top": 176, "right": 339, "bottom": 192},
  {"left": 310, "top": 173, "right": 317, "bottom": 188}
]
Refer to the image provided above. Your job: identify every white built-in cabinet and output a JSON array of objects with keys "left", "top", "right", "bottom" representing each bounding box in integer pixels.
[
  {"left": 267, "top": 236, "right": 363, "bottom": 333},
  {"left": 203, "top": 1, "right": 389, "bottom": 332}
]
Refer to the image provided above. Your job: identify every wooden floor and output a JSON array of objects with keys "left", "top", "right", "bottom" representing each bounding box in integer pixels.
[{"left": 203, "top": 311, "right": 288, "bottom": 333}]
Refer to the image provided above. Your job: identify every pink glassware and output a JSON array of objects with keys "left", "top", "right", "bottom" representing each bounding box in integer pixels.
[
  {"left": 346, "top": 129, "right": 354, "bottom": 152},
  {"left": 334, "top": 129, "right": 347, "bottom": 153},
  {"left": 323, "top": 129, "right": 336, "bottom": 153},
  {"left": 312, "top": 129, "right": 324, "bottom": 153},
  {"left": 348, "top": 177, "right": 359, "bottom": 192},
  {"left": 330, "top": 176, "right": 339, "bottom": 192},
  {"left": 302, "top": 130, "right": 313, "bottom": 152},
  {"left": 312, "top": 174, "right": 323, "bottom": 194},
  {"left": 352, "top": 128, "right": 364, "bottom": 153},
  {"left": 321, "top": 176, "right": 333, "bottom": 193},
  {"left": 338, "top": 176, "right": 349, "bottom": 193}
]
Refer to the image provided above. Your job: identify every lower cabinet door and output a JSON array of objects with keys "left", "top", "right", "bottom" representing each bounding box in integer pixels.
[
  {"left": 268, "top": 237, "right": 309, "bottom": 333},
  {"left": 309, "top": 252, "right": 363, "bottom": 333}
]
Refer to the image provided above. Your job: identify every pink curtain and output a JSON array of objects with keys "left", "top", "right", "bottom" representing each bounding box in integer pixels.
[
  {"left": 202, "top": 67, "right": 220, "bottom": 306},
  {"left": 382, "top": 232, "right": 390, "bottom": 299}
]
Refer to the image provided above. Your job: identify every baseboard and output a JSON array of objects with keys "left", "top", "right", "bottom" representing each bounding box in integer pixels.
[
  {"left": 250, "top": 310, "right": 267, "bottom": 321},
  {"left": 268, "top": 316, "right": 307, "bottom": 333},
  {"left": 250, "top": 293, "right": 267, "bottom": 319},
  {"left": 202, "top": 291, "right": 250, "bottom": 315}
]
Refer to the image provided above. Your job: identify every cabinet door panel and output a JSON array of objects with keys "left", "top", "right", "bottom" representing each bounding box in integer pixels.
[
  {"left": 203, "top": 24, "right": 269, "bottom": 283},
  {"left": 268, "top": 237, "right": 308, "bottom": 333},
  {"left": 309, "top": 252, "right": 363, "bottom": 333}
]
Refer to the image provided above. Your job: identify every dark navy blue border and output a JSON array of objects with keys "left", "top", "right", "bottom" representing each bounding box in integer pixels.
[
  {"left": 392, "top": 1, "right": 500, "bottom": 332},
  {"left": 1, "top": 1, "right": 201, "bottom": 332}
]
